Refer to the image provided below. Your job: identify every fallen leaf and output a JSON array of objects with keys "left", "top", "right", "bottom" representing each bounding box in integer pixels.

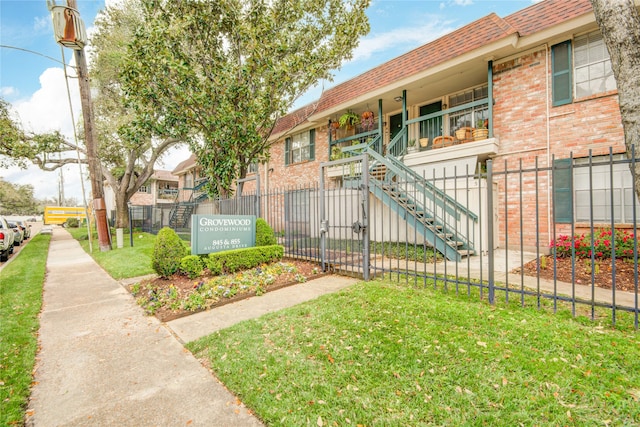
[
  {"left": 477, "top": 341, "right": 487, "bottom": 348},
  {"left": 317, "top": 415, "right": 323, "bottom": 426}
]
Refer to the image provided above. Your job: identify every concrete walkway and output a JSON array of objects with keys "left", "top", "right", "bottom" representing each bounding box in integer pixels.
[{"left": 27, "top": 228, "right": 358, "bottom": 426}]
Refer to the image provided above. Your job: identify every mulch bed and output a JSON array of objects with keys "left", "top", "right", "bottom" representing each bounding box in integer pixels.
[
  {"left": 125, "top": 259, "right": 326, "bottom": 322},
  {"left": 514, "top": 255, "right": 638, "bottom": 292}
]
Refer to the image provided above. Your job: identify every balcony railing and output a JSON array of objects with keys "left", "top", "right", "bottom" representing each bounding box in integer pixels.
[
  {"left": 329, "top": 98, "right": 491, "bottom": 160},
  {"left": 158, "top": 188, "right": 178, "bottom": 199}
]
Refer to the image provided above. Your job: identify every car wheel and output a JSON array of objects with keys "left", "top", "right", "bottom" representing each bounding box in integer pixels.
[
  {"left": 0, "top": 251, "right": 7, "bottom": 262},
  {"left": 14, "top": 240, "right": 20, "bottom": 246},
  {"left": 8, "top": 245, "right": 13, "bottom": 254}
]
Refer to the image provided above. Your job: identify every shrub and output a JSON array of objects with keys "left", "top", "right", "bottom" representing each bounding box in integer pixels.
[
  {"left": 207, "top": 245, "right": 284, "bottom": 274},
  {"left": 550, "top": 228, "right": 637, "bottom": 259},
  {"left": 65, "top": 217, "right": 79, "bottom": 228},
  {"left": 180, "top": 255, "right": 205, "bottom": 279},
  {"left": 152, "top": 227, "right": 187, "bottom": 278},
  {"left": 256, "top": 218, "right": 277, "bottom": 246}
]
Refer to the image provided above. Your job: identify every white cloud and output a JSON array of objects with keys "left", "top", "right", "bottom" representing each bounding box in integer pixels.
[
  {"left": 1, "top": 87, "right": 17, "bottom": 97},
  {"left": 452, "top": 0, "right": 474, "bottom": 6},
  {"left": 352, "top": 18, "right": 455, "bottom": 63}
]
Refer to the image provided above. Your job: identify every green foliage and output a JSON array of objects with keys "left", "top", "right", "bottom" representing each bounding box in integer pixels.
[
  {"left": 180, "top": 255, "right": 205, "bottom": 279},
  {"left": 0, "top": 97, "right": 77, "bottom": 171},
  {"left": 120, "top": 0, "right": 370, "bottom": 197},
  {"left": 0, "top": 178, "right": 39, "bottom": 215},
  {"left": 64, "top": 217, "right": 79, "bottom": 228},
  {"left": 550, "top": 228, "right": 637, "bottom": 259},
  {"left": 338, "top": 110, "right": 361, "bottom": 128},
  {"left": 207, "top": 245, "right": 283, "bottom": 274},
  {"left": 255, "top": 218, "right": 277, "bottom": 246},
  {"left": 152, "top": 227, "right": 187, "bottom": 278},
  {"left": 0, "top": 234, "right": 50, "bottom": 425}
]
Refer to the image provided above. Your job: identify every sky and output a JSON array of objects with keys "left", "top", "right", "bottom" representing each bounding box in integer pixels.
[{"left": 0, "top": 0, "right": 537, "bottom": 205}]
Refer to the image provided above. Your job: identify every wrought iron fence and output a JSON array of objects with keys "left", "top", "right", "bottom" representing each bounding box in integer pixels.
[{"left": 130, "top": 148, "right": 639, "bottom": 328}]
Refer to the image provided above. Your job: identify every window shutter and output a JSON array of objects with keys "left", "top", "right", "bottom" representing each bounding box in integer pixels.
[
  {"left": 551, "top": 41, "right": 572, "bottom": 106},
  {"left": 553, "top": 158, "right": 573, "bottom": 223},
  {"left": 309, "top": 129, "right": 315, "bottom": 161},
  {"left": 285, "top": 137, "right": 291, "bottom": 166}
]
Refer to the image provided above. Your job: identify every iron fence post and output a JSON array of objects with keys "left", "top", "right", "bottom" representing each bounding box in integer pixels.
[{"left": 487, "top": 159, "right": 494, "bottom": 304}]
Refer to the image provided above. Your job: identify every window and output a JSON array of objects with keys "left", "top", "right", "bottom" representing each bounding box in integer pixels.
[
  {"left": 551, "top": 31, "right": 616, "bottom": 106},
  {"left": 574, "top": 32, "right": 616, "bottom": 98},
  {"left": 573, "top": 155, "right": 639, "bottom": 223},
  {"left": 285, "top": 129, "right": 315, "bottom": 165},
  {"left": 138, "top": 185, "right": 149, "bottom": 193},
  {"left": 448, "top": 85, "right": 488, "bottom": 132}
]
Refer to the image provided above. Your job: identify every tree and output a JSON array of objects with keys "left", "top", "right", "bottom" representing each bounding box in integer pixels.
[
  {"left": 89, "top": 1, "right": 184, "bottom": 228},
  {"left": 589, "top": 0, "right": 640, "bottom": 198},
  {"left": 0, "top": 178, "right": 39, "bottom": 215},
  {"left": 0, "top": 2, "right": 183, "bottom": 230},
  {"left": 120, "top": 0, "right": 370, "bottom": 197},
  {"left": 0, "top": 98, "right": 68, "bottom": 170}
]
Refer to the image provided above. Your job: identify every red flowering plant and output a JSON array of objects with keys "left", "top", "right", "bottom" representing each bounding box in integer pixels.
[{"left": 550, "top": 229, "right": 637, "bottom": 259}]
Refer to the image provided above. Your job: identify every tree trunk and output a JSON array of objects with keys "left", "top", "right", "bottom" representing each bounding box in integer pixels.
[
  {"left": 590, "top": 0, "right": 640, "bottom": 199},
  {"left": 114, "top": 191, "right": 130, "bottom": 229}
]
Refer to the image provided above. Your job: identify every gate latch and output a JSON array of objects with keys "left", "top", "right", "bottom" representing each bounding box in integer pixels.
[
  {"left": 320, "top": 219, "right": 328, "bottom": 235},
  {"left": 351, "top": 220, "right": 366, "bottom": 234}
]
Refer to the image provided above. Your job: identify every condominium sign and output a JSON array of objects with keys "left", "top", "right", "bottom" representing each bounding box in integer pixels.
[{"left": 191, "top": 215, "right": 256, "bottom": 254}]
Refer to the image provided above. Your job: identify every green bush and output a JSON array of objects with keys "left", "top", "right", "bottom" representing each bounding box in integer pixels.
[
  {"left": 180, "top": 255, "right": 205, "bottom": 279},
  {"left": 255, "top": 218, "right": 277, "bottom": 246},
  {"left": 65, "top": 217, "right": 79, "bottom": 228},
  {"left": 207, "top": 245, "right": 284, "bottom": 274},
  {"left": 152, "top": 227, "right": 187, "bottom": 278}
]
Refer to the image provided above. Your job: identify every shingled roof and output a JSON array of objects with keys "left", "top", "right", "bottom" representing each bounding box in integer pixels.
[{"left": 272, "top": 0, "right": 593, "bottom": 136}]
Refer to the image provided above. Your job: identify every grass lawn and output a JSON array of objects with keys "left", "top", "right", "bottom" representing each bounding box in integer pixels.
[
  {"left": 66, "top": 226, "right": 158, "bottom": 279},
  {"left": 0, "top": 233, "right": 51, "bottom": 425},
  {"left": 188, "top": 280, "right": 640, "bottom": 426}
]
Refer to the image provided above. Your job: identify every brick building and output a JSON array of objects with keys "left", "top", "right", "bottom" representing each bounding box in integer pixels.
[{"left": 174, "top": 0, "right": 636, "bottom": 254}]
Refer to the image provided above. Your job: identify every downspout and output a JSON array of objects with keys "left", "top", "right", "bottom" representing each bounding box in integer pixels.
[
  {"left": 488, "top": 60, "right": 493, "bottom": 137},
  {"left": 545, "top": 43, "right": 551, "bottom": 249}
]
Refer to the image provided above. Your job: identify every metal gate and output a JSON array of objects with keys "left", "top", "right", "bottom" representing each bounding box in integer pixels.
[{"left": 319, "top": 154, "right": 370, "bottom": 280}]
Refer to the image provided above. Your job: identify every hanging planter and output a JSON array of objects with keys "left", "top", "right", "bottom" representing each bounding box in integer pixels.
[{"left": 339, "top": 110, "right": 361, "bottom": 130}]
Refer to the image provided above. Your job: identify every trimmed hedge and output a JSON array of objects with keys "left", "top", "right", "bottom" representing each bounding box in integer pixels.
[
  {"left": 205, "top": 245, "right": 284, "bottom": 274},
  {"left": 180, "top": 255, "right": 205, "bottom": 279}
]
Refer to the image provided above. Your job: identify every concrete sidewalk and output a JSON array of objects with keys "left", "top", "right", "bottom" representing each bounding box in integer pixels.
[{"left": 26, "top": 228, "right": 360, "bottom": 426}]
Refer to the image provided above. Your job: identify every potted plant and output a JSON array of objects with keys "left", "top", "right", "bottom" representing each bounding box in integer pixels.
[
  {"left": 361, "top": 110, "right": 375, "bottom": 131},
  {"left": 330, "top": 145, "right": 343, "bottom": 161},
  {"left": 339, "top": 110, "right": 361, "bottom": 130},
  {"left": 407, "top": 139, "right": 418, "bottom": 153},
  {"left": 472, "top": 119, "right": 489, "bottom": 140}
]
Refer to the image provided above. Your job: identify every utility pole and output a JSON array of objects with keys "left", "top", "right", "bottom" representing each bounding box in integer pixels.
[{"left": 64, "top": 0, "right": 111, "bottom": 251}]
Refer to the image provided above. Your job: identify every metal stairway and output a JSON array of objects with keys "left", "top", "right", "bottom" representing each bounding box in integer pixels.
[
  {"left": 169, "top": 178, "right": 209, "bottom": 229},
  {"left": 342, "top": 136, "right": 477, "bottom": 261}
]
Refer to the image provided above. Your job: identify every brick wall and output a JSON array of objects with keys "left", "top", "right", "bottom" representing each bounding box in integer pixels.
[{"left": 492, "top": 48, "right": 625, "bottom": 251}]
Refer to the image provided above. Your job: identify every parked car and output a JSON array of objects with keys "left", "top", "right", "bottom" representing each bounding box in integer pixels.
[
  {"left": 0, "top": 216, "right": 15, "bottom": 262},
  {"left": 15, "top": 220, "right": 31, "bottom": 239},
  {"left": 8, "top": 221, "right": 24, "bottom": 247}
]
